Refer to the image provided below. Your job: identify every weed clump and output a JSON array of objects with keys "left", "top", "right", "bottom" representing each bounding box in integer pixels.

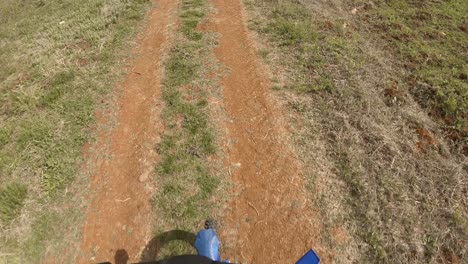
[
  {"left": 0, "top": 182, "right": 27, "bottom": 225},
  {"left": 153, "top": 0, "right": 220, "bottom": 257}
]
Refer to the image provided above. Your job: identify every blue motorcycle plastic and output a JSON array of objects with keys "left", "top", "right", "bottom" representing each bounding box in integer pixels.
[{"left": 194, "top": 219, "right": 320, "bottom": 264}]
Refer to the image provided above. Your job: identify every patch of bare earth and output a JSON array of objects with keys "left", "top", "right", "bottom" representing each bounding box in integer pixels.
[
  {"left": 76, "top": 1, "right": 178, "bottom": 263},
  {"left": 206, "top": 0, "right": 330, "bottom": 263}
]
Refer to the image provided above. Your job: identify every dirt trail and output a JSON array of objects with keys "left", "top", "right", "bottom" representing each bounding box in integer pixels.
[
  {"left": 207, "top": 0, "right": 327, "bottom": 263},
  {"left": 76, "top": 1, "right": 177, "bottom": 262}
]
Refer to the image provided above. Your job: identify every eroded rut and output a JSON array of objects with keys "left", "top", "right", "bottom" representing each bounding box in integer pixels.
[
  {"left": 77, "top": 1, "right": 177, "bottom": 262},
  {"left": 207, "top": 0, "right": 326, "bottom": 263}
]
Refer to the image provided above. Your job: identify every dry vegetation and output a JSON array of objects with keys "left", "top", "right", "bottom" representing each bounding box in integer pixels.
[
  {"left": 245, "top": 0, "right": 467, "bottom": 263},
  {"left": 0, "top": 0, "right": 151, "bottom": 262}
]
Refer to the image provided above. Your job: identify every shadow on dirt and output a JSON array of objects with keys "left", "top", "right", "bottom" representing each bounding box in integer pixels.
[
  {"left": 139, "top": 229, "right": 197, "bottom": 262},
  {"left": 115, "top": 249, "right": 130, "bottom": 264},
  {"left": 103, "top": 229, "right": 197, "bottom": 264}
]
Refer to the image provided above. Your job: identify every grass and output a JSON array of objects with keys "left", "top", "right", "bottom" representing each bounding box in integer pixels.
[
  {"left": 353, "top": 0, "right": 467, "bottom": 148},
  {"left": 22, "top": 213, "right": 60, "bottom": 263},
  {"left": 245, "top": 0, "right": 467, "bottom": 263},
  {"left": 0, "top": 183, "right": 27, "bottom": 225},
  {"left": 0, "top": 0, "right": 152, "bottom": 261},
  {"left": 152, "top": 0, "right": 223, "bottom": 258},
  {"left": 253, "top": 1, "right": 357, "bottom": 94}
]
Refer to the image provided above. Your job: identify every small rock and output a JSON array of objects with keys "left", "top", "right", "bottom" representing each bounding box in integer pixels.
[{"left": 139, "top": 169, "right": 151, "bottom": 182}]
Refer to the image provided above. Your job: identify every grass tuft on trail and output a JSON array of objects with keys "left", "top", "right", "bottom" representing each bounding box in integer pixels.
[{"left": 152, "top": 0, "right": 222, "bottom": 258}]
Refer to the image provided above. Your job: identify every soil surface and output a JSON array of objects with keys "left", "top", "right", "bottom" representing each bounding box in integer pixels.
[
  {"left": 76, "top": 1, "right": 177, "bottom": 262},
  {"left": 206, "top": 0, "right": 327, "bottom": 263}
]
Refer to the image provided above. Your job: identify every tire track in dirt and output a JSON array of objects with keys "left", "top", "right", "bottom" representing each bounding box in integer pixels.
[
  {"left": 76, "top": 1, "right": 177, "bottom": 262},
  {"left": 206, "top": 0, "right": 328, "bottom": 263}
]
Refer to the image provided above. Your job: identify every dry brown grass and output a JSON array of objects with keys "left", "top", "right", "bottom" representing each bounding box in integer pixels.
[{"left": 244, "top": 0, "right": 467, "bottom": 263}]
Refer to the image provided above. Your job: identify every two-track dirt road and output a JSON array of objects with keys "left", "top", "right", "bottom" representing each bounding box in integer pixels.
[{"left": 77, "top": 0, "right": 325, "bottom": 263}]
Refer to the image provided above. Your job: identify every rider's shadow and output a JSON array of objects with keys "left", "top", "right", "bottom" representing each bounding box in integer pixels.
[
  {"left": 139, "top": 230, "right": 197, "bottom": 262},
  {"left": 112, "top": 229, "right": 197, "bottom": 264},
  {"left": 114, "top": 249, "right": 129, "bottom": 264}
]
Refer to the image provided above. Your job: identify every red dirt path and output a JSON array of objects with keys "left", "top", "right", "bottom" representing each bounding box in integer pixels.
[
  {"left": 76, "top": 1, "right": 177, "bottom": 262},
  {"left": 206, "top": 0, "right": 328, "bottom": 263}
]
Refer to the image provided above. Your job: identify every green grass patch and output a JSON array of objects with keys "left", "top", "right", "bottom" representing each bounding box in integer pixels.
[
  {"left": 40, "top": 70, "right": 76, "bottom": 107},
  {"left": 180, "top": 0, "right": 206, "bottom": 41},
  {"left": 0, "top": 127, "right": 10, "bottom": 147},
  {"left": 22, "top": 212, "right": 60, "bottom": 262},
  {"left": 0, "top": 182, "right": 27, "bottom": 225}
]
